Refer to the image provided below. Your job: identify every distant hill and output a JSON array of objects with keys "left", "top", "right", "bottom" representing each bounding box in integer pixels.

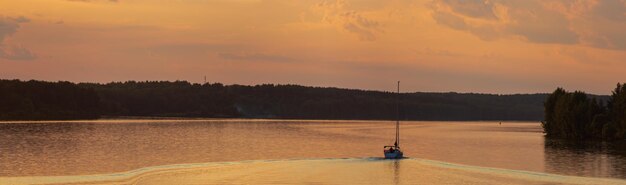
[{"left": 1, "top": 79, "right": 607, "bottom": 121}]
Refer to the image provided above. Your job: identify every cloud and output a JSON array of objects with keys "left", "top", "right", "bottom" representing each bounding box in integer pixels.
[
  {"left": 569, "top": 1, "right": 626, "bottom": 50},
  {"left": 431, "top": 0, "right": 626, "bottom": 50},
  {"left": 0, "top": 15, "right": 35, "bottom": 61},
  {"left": 218, "top": 52, "right": 294, "bottom": 62},
  {"left": 505, "top": 5, "right": 578, "bottom": 44},
  {"left": 0, "top": 16, "right": 29, "bottom": 41},
  {"left": 590, "top": 0, "right": 626, "bottom": 21},
  {"left": 432, "top": 11, "right": 467, "bottom": 30},
  {"left": 0, "top": 44, "right": 36, "bottom": 60},
  {"left": 431, "top": 0, "right": 577, "bottom": 44},
  {"left": 431, "top": 10, "right": 501, "bottom": 41},
  {"left": 313, "top": 0, "right": 382, "bottom": 41},
  {"left": 440, "top": 0, "right": 498, "bottom": 20}
]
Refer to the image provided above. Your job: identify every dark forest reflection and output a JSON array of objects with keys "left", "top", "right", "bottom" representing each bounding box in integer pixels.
[{"left": 544, "top": 138, "right": 626, "bottom": 178}]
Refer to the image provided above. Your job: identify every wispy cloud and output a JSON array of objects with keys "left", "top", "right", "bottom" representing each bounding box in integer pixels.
[
  {"left": 312, "top": 0, "right": 382, "bottom": 41},
  {"left": 0, "top": 15, "right": 36, "bottom": 61},
  {"left": 440, "top": 0, "right": 499, "bottom": 20},
  {"left": 0, "top": 44, "right": 36, "bottom": 60},
  {"left": 0, "top": 16, "right": 29, "bottom": 41}
]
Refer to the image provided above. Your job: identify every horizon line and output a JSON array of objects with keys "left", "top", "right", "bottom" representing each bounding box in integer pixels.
[{"left": 2, "top": 78, "right": 613, "bottom": 96}]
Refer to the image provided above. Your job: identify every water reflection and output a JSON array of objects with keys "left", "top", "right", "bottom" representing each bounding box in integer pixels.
[
  {"left": 0, "top": 123, "right": 90, "bottom": 176},
  {"left": 2, "top": 120, "right": 626, "bottom": 180},
  {"left": 543, "top": 138, "right": 626, "bottom": 178},
  {"left": 0, "top": 120, "right": 341, "bottom": 176},
  {"left": 388, "top": 159, "right": 400, "bottom": 185}
]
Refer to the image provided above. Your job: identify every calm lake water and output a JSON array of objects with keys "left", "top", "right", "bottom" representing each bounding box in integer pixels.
[{"left": 1, "top": 120, "right": 625, "bottom": 185}]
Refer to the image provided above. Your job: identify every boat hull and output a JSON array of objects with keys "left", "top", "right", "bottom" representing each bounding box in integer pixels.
[{"left": 384, "top": 150, "right": 403, "bottom": 159}]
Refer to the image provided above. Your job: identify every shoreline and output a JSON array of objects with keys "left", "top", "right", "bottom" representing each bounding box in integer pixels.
[{"left": 0, "top": 116, "right": 542, "bottom": 123}]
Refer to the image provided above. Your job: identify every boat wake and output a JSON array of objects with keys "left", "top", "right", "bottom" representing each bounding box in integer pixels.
[{"left": 2, "top": 158, "right": 624, "bottom": 185}]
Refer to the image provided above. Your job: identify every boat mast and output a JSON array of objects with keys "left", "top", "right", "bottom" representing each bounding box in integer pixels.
[{"left": 396, "top": 81, "right": 400, "bottom": 148}]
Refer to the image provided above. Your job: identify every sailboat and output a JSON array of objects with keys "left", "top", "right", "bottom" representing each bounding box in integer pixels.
[{"left": 384, "top": 81, "right": 403, "bottom": 159}]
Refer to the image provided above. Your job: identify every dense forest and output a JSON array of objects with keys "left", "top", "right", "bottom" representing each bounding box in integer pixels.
[
  {"left": 0, "top": 80, "right": 100, "bottom": 120},
  {"left": 1, "top": 79, "right": 558, "bottom": 121},
  {"left": 542, "top": 84, "right": 626, "bottom": 141}
]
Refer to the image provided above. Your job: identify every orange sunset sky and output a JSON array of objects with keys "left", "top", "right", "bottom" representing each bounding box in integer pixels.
[{"left": 1, "top": 0, "right": 625, "bottom": 94}]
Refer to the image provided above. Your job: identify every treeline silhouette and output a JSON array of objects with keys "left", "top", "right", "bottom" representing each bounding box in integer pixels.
[
  {"left": 543, "top": 84, "right": 626, "bottom": 141},
  {"left": 1, "top": 79, "right": 558, "bottom": 121},
  {"left": 0, "top": 80, "right": 100, "bottom": 120}
]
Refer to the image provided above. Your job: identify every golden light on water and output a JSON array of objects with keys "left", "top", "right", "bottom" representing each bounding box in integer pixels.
[
  {"left": 4, "top": 158, "right": 626, "bottom": 185},
  {"left": 1, "top": 120, "right": 625, "bottom": 185}
]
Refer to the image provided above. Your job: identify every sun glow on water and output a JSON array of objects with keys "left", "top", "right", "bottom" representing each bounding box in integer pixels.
[{"left": 2, "top": 158, "right": 625, "bottom": 185}]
